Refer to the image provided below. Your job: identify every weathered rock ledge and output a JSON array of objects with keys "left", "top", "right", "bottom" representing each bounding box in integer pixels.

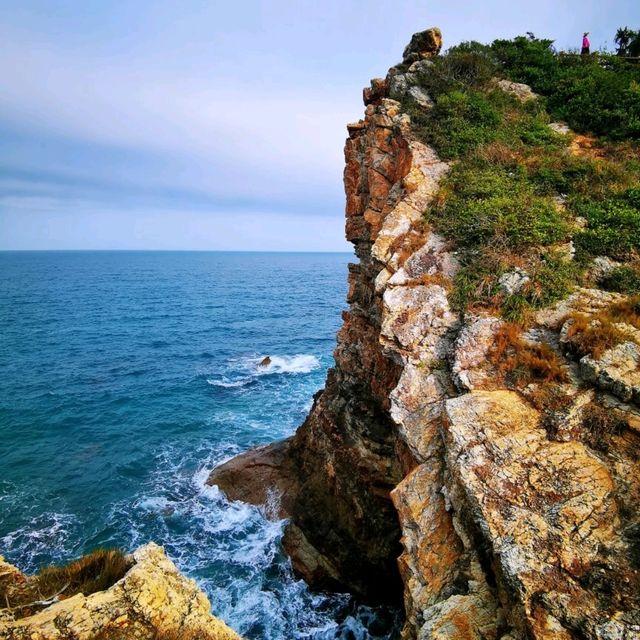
[
  {"left": 210, "top": 27, "right": 640, "bottom": 640},
  {"left": 0, "top": 543, "right": 240, "bottom": 640}
]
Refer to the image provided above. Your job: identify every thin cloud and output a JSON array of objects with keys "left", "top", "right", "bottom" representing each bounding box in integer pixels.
[{"left": 0, "top": 0, "right": 637, "bottom": 249}]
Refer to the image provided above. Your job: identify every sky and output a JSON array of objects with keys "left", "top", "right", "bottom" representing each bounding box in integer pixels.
[{"left": 1, "top": 1, "right": 638, "bottom": 251}]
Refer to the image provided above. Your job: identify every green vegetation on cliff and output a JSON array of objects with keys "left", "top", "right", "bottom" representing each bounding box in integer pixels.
[
  {"left": 402, "top": 33, "right": 640, "bottom": 320},
  {"left": 491, "top": 35, "right": 640, "bottom": 140}
]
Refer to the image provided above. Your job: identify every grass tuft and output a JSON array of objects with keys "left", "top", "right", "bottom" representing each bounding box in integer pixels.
[
  {"left": 581, "top": 402, "right": 628, "bottom": 453},
  {"left": 489, "top": 324, "right": 568, "bottom": 386},
  {"left": 563, "top": 297, "right": 640, "bottom": 359},
  {"left": 1, "top": 549, "right": 131, "bottom": 619}
]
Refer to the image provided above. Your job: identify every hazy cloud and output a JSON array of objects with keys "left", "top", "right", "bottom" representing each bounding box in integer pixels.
[{"left": 1, "top": 0, "right": 637, "bottom": 249}]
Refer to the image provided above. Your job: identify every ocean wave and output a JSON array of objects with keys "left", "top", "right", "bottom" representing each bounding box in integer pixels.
[
  {"left": 253, "top": 354, "right": 320, "bottom": 375},
  {"left": 206, "top": 354, "right": 320, "bottom": 390},
  {"left": 207, "top": 378, "right": 253, "bottom": 389},
  {"left": 0, "top": 512, "right": 79, "bottom": 572},
  {"left": 135, "top": 496, "right": 173, "bottom": 512}
]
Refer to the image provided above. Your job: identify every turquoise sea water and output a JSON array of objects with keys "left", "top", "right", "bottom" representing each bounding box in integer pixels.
[{"left": 0, "top": 251, "right": 400, "bottom": 639}]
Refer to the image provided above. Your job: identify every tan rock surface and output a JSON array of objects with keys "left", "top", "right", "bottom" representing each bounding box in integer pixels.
[
  {"left": 402, "top": 28, "right": 443, "bottom": 63},
  {"left": 0, "top": 544, "right": 241, "bottom": 640}
]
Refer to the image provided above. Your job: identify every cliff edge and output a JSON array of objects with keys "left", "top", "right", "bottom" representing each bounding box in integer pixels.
[
  {"left": 0, "top": 543, "right": 241, "bottom": 640},
  {"left": 210, "top": 28, "right": 640, "bottom": 640}
]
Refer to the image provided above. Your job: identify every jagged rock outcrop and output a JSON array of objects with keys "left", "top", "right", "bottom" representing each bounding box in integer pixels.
[
  {"left": 210, "top": 28, "right": 640, "bottom": 640},
  {"left": 402, "top": 28, "right": 443, "bottom": 63},
  {"left": 0, "top": 544, "right": 241, "bottom": 640}
]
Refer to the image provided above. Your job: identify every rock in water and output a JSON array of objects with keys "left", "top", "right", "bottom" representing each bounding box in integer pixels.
[
  {"left": 208, "top": 438, "right": 299, "bottom": 519},
  {"left": 259, "top": 356, "right": 271, "bottom": 367}
]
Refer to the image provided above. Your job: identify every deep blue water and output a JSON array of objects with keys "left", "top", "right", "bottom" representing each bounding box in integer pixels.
[{"left": 0, "top": 251, "right": 400, "bottom": 639}]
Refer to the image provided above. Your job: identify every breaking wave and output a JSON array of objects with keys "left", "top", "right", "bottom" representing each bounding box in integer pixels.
[{"left": 206, "top": 354, "right": 321, "bottom": 389}]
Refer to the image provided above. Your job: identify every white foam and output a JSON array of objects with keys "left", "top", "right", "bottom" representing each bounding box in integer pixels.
[
  {"left": 206, "top": 354, "right": 320, "bottom": 392},
  {"left": 207, "top": 378, "right": 251, "bottom": 388},
  {"left": 254, "top": 354, "right": 320, "bottom": 375},
  {"left": 0, "top": 511, "right": 78, "bottom": 573},
  {"left": 135, "top": 496, "right": 172, "bottom": 512}
]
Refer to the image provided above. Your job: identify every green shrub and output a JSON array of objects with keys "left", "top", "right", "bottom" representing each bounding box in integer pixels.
[
  {"left": 429, "top": 162, "right": 570, "bottom": 249},
  {"left": 414, "top": 44, "right": 498, "bottom": 98},
  {"left": 529, "top": 155, "right": 597, "bottom": 195},
  {"left": 624, "top": 187, "right": 640, "bottom": 208},
  {"left": 491, "top": 34, "right": 558, "bottom": 90},
  {"left": 574, "top": 195, "right": 640, "bottom": 260},
  {"left": 490, "top": 34, "right": 640, "bottom": 140},
  {"left": 600, "top": 266, "right": 640, "bottom": 294},
  {"left": 420, "top": 90, "right": 502, "bottom": 159}
]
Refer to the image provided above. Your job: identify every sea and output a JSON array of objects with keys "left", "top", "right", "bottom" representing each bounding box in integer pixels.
[{"left": 0, "top": 251, "right": 401, "bottom": 639}]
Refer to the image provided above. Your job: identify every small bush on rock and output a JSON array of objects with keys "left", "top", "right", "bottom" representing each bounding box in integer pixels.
[{"left": 1, "top": 549, "right": 131, "bottom": 620}]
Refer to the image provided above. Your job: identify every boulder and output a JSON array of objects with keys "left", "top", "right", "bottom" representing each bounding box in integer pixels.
[{"left": 402, "top": 28, "right": 443, "bottom": 63}]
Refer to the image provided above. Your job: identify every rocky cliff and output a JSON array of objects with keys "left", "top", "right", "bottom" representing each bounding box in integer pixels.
[
  {"left": 0, "top": 544, "right": 240, "bottom": 640},
  {"left": 210, "top": 28, "right": 640, "bottom": 640}
]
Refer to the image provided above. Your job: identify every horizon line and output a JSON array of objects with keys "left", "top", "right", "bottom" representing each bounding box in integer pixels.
[{"left": 0, "top": 248, "right": 354, "bottom": 254}]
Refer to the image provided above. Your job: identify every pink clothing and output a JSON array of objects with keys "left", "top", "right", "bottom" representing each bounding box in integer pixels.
[{"left": 583, "top": 35, "right": 590, "bottom": 48}]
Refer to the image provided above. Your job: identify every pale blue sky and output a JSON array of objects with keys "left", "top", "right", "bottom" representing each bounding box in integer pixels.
[{"left": 1, "top": 1, "right": 638, "bottom": 250}]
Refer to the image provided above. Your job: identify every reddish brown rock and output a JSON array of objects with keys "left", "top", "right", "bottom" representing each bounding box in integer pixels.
[
  {"left": 363, "top": 77, "right": 389, "bottom": 105},
  {"left": 208, "top": 438, "right": 298, "bottom": 519}
]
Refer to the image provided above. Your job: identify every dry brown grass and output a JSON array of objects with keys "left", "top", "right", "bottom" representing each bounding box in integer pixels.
[
  {"left": 581, "top": 402, "right": 628, "bottom": 453},
  {"left": 474, "top": 140, "right": 525, "bottom": 166},
  {"left": 608, "top": 297, "right": 640, "bottom": 327},
  {"left": 1, "top": 549, "right": 130, "bottom": 619},
  {"left": 490, "top": 324, "right": 568, "bottom": 387},
  {"left": 527, "top": 383, "right": 574, "bottom": 414},
  {"left": 406, "top": 272, "right": 452, "bottom": 289},
  {"left": 598, "top": 140, "right": 640, "bottom": 163},
  {"left": 564, "top": 297, "right": 640, "bottom": 359},
  {"left": 389, "top": 224, "right": 429, "bottom": 267},
  {"left": 570, "top": 133, "right": 607, "bottom": 159}
]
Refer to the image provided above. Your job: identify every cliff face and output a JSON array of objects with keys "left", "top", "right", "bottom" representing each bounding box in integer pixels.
[{"left": 210, "top": 29, "right": 640, "bottom": 640}]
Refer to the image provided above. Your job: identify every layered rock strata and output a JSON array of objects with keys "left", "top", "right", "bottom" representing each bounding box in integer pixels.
[
  {"left": 0, "top": 544, "right": 240, "bottom": 640},
  {"left": 210, "top": 28, "right": 640, "bottom": 640}
]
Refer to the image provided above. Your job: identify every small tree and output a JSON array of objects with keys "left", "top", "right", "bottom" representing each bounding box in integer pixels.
[{"left": 615, "top": 27, "right": 640, "bottom": 57}]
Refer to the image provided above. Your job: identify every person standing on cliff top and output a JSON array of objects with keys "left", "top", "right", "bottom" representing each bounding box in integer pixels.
[{"left": 582, "top": 32, "right": 591, "bottom": 55}]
